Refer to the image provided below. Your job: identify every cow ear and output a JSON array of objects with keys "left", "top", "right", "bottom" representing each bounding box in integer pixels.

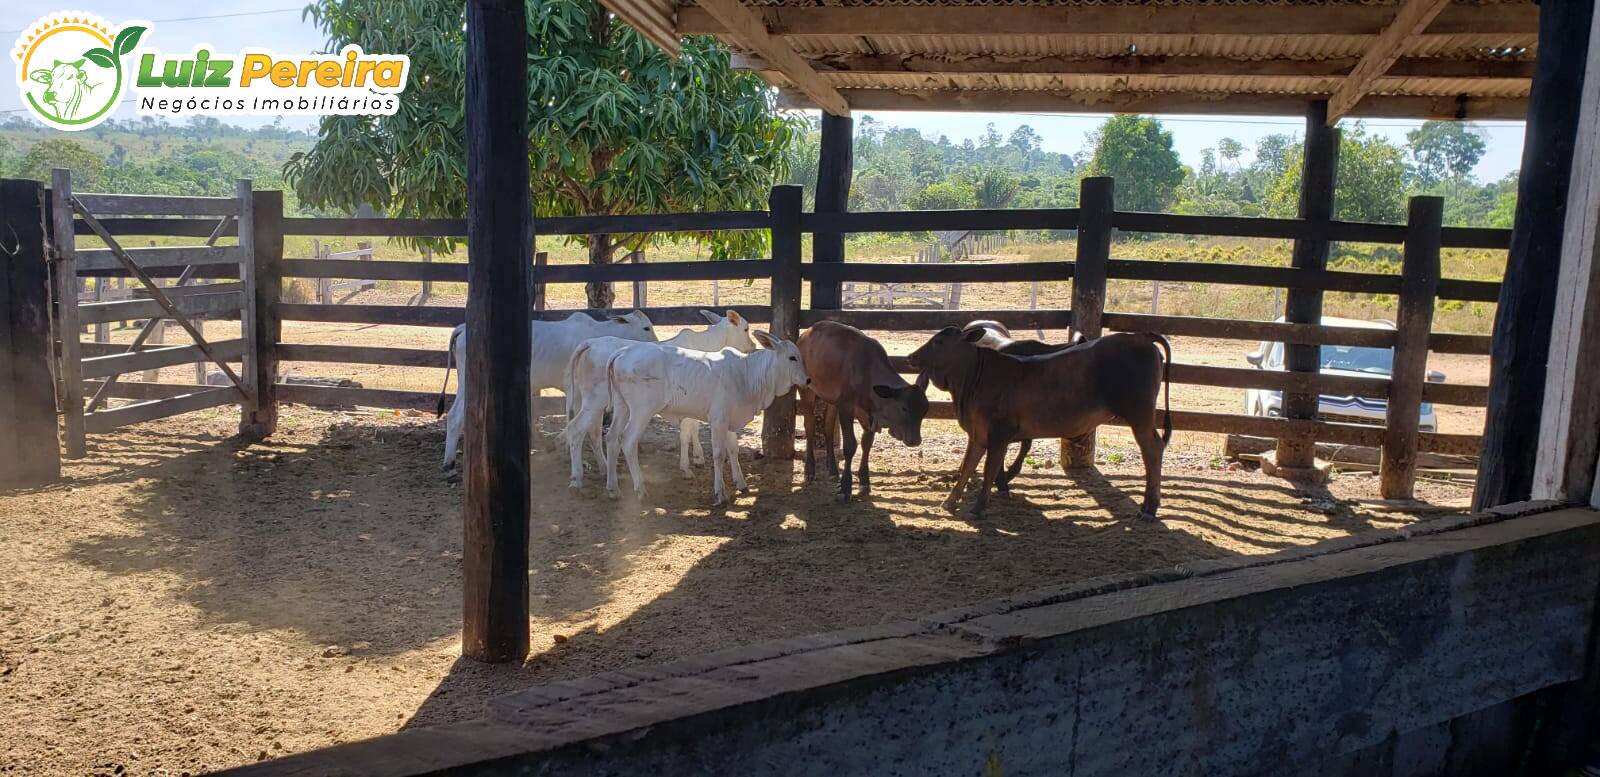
[
  {"left": 962, "top": 327, "right": 988, "bottom": 343},
  {"left": 872, "top": 384, "right": 899, "bottom": 399},
  {"left": 68, "top": 58, "right": 85, "bottom": 70},
  {"left": 726, "top": 310, "right": 743, "bottom": 325},
  {"left": 751, "top": 329, "right": 776, "bottom": 349},
  {"left": 915, "top": 373, "right": 930, "bottom": 390},
  {"left": 699, "top": 309, "right": 720, "bottom": 324},
  {"left": 29, "top": 69, "right": 52, "bottom": 84},
  {"left": 608, "top": 315, "right": 628, "bottom": 323}
]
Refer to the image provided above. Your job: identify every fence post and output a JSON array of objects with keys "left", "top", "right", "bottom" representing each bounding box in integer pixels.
[
  {"left": 50, "top": 169, "right": 85, "bottom": 458},
  {"left": 629, "top": 250, "right": 646, "bottom": 308},
  {"left": 240, "top": 186, "right": 282, "bottom": 438},
  {"left": 1276, "top": 100, "right": 1339, "bottom": 475},
  {"left": 1, "top": 178, "right": 61, "bottom": 486},
  {"left": 1065, "top": 176, "right": 1112, "bottom": 470},
  {"left": 532, "top": 251, "right": 547, "bottom": 312},
  {"left": 763, "top": 184, "right": 803, "bottom": 460},
  {"left": 1380, "top": 196, "right": 1442, "bottom": 500},
  {"left": 420, "top": 245, "right": 433, "bottom": 305}
]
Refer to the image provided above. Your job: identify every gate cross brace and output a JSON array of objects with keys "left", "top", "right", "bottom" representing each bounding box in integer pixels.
[
  {"left": 85, "top": 214, "right": 235, "bottom": 412},
  {"left": 71, "top": 199, "right": 252, "bottom": 404}
]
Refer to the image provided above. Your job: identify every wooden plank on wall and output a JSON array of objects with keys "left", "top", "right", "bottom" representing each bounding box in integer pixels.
[
  {"left": 0, "top": 179, "right": 60, "bottom": 486},
  {"left": 73, "top": 193, "right": 239, "bottom": 217},
  {"left": 79, "top": 291, "right": 242, "bottom": 325},
  {"left": 82, "top": 387, "right": 238, "bottom": 433},
  {"left": 76, "top": 245, "right": 242, "bottom": 272}
]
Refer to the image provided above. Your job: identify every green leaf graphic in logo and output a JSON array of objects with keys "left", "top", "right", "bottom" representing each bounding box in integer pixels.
[
  {"left": 82, "top": 47, "right": 115, "bottom": 69},
  {"left": 113, "top": 26, "right": 145, "bottom": 57}
]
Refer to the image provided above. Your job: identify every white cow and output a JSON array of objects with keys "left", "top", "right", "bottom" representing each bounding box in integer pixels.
[
  {"left": 564, "top": 310, "right": 757, "bottom": 487},
  {"left": 437, "top": 310, "right": 656, "bottom": 469},
  {"left": 603, "top": 330, "right": 810, "bottom": 506}
]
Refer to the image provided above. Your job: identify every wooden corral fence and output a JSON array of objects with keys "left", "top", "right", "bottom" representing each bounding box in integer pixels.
[
  {"left": 310, "top": 240, "right": 378, "bottom": 304},
  {"left": 4, "top": 175, "right": 1506, "bottom": 500},
  {"left": 39, "top": 170, "right": 261, "bottom": 460}
]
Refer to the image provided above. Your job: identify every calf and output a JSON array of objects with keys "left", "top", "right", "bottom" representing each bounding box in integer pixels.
[
  {"left": 962, "top": 320, "right": 1084, "bottom": 490},
  {"left": 437, "top": 310, "right": 656, "bottom": 469},
  {"left": 908, "top": 326, "right": 1172, "bottom": 519},
  {"left": 798, "top": 321, "right": 929, "bottom": 501},
  {"left": 564, "top": 310, "right": 757, "bottom": 487},
  {"left": 604, "top": 330, "right": 810, "bottom": 506}
]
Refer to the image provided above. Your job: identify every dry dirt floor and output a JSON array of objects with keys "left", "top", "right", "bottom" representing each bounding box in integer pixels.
[{"left": 2, "top": 273, "right": 1487, "bottom": 775}]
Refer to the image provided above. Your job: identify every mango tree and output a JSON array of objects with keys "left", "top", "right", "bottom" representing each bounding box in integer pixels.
[{"left": 286, "top": 0, "right": 798, "bottom": 307}]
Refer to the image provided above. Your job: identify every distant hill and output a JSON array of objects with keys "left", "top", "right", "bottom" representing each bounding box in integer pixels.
[{"left": 0, "top": 115, "right": 321, "bottom": 214}]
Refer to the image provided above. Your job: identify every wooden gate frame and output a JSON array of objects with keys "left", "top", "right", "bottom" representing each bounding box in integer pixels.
[{"left": 48, "top": 170, "right": 255, "bottom": 457}]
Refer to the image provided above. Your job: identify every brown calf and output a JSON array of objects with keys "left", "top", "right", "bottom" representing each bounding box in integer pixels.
[
  {"left": 908, "top": 326, "right": 1172, "bottom": 519},
  {"left": 961, "top": 320, "right": 1083, "bottom": 490},
  {"left": 798, "top": 321, "right": 929, "bottom": 501}
]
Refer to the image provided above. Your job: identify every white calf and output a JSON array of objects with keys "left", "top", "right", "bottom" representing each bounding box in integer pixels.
[
  {"left": 564, "top": 310, "right": 757, "bottom": 487},
  {"left": 438, "top": 310, "right": 656, "bottom": 469},
  {"left": 604, "top": 330, "right": 810, "bottom": 506}
]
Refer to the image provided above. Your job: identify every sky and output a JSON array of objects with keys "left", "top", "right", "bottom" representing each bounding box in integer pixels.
[{"left": 3, "top": 1, "right": 1528, "bottom": 182}]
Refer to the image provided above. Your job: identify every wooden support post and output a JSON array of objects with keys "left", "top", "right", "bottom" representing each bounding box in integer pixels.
[
  {"left": 629, "top": 251, "right": 646, "bottom": 308},
  {"left": 1477, "top": 0, "right": 1597, "bottom": 510},
  {"left": 50, "top": 169, "right": 85, "bottom": 459},
  {"left": 1064, "top": 176, "right": 1111, "bottom": 470},
  {"left": 532, "top": 251, "right": 547, "bottom": 312},
  {"left": 1380, "top": 196, "right": 1442, "bottom": 500},
  {"left": 420, "top": 246, "right": 434, "bottom": 305},
  {"left": 0, "top": 178, "right": 61, "bottom": 487},
  {"left": 763, "top": 185, "right": 803, "bottom": 460},
  {"left": 240, "top": 186, "right": 281, "bottom": 438},
  {"left": 1277, "top": 100, "right": 1340, "bottom": 474},
  {"left": 812, "top": 112, "right": 853, "bottom": 310},
  {"left": 462, "top": 0, "right": 532, "bottom": 664}
]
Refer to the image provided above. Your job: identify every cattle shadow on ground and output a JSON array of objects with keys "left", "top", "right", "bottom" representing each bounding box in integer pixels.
[{"left": 54, "top": 413, "right": 1409, "bottom": 730}]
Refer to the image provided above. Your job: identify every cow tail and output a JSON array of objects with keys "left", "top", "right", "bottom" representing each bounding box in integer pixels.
[
  {"left": 565, "top": 343, "right": 589, "bottom": 423},
  {"left": 1152, "top": 333, "right": 1173, "bottom": 446},
  {"left": 436, "top": 325, "right": 460, "bottom": 417},
  {"left": 605, "top": 350, "right": 627, "bottom": 436}
]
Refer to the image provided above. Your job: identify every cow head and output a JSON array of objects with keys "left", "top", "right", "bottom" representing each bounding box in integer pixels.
[
  {"left": 30, "top": 59, "right": 95, "bottom": 120},
  {"left": 870, "top": 373, "right": 929, "bottom": 446},
  {"left": 907, "top": 325, "right": 986, "bottom": 392},
  {"left": 752, "top": 330, "right": 810, "bottom": 393},
  {"left": 699, "top": 309, "right": 757, "bottom": 353},
  {"left": 607, "top": 309, "right": 658, "bottom": 342}
]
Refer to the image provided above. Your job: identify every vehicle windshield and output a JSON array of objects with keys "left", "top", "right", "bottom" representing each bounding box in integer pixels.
[{"left": 1267, "top": 343, "right": 1393, "bottom": 375}]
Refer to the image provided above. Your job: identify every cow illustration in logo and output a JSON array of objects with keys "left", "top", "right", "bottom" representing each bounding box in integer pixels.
[{"left": 12, "top": 13, "right": 146, "bottom": 130}]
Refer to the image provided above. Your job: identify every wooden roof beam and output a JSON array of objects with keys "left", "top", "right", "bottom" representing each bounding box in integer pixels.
[
  {"left": 680, "top": 4, "right": 1537, "bottom": 37},
  {"left": 693, "top": 0, "right": 849, "bottom": 115},
  {"left": 781, "top": 88, "right": 1527, "bottom": 120},
  {"left": 1327, "top": 0, "right": 1456, "bottom": 123},
  {"left": 731, "top": 52, "right": 1536, "bottom": 80}
]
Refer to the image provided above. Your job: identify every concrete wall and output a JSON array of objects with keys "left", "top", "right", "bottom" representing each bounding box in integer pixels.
[{"left": 232, "top": 504, "right": 1600, "bottom": 777}]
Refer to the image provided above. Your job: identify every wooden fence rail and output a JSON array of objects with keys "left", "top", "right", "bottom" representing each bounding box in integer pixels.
[{"left": 8, "top": 174, "right": 1510, "bottom": 499}]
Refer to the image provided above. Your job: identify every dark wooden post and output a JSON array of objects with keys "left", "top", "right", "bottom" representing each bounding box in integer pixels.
[
  {"left": 1276, "top": 100, "right": 1340, "bottom": 474},
  {"left": 1380, "top": 196, "right": 1442, "bottom": 500},
  {"left": 1476, "top": 0, "right": 1596, "bottom": 511},
  {"left": 811, "top": 112, "right": 853, "bottom": 310},
  {"left": 762, "top": 185, "right": 803, "bottom": 460},
  {"left": 1064, "top": 176, "right": 1112, "bottom": 469},
  {"left": 629, "top": 250, "right": 646, "bottom": 309},
  {"left": 1, "top": 179, "right": 61, "bottom": 487},
  {"left": 532, "top": 251, "right": 548, "bottom": 312},
  {"left": 462, "top": 0, "right": 532, "bottom": 663},
  {"left": 240, "top": 187, "right": 282, "bottom": 437}
]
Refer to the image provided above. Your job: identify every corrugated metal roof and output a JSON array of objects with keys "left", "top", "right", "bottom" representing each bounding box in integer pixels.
[
  {"left": 782, "top": 34, "right": 1536, "bottom": 63},
  {"left": 817, "top": 71, "right": 1529, "bottom": 95}
]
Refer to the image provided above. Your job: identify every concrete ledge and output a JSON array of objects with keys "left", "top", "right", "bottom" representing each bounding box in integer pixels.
[{"left": 228, "top": 502, "right": 1600, "bottom": 777}]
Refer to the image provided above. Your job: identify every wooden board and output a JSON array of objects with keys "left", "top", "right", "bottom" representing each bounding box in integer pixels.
[
  {"left": 79, "top": 338, "right": 244, "bottom": 380},
  {"left": 79, "top": 291, "right": 242, "bottom": 325},
  {"left": 76, "top": 245, "right": 242, "bottom": 272},
  {"left": 73, "top": 193, "right": 238, "bottom": 217},
  {"left": 82, "top": 387, "right": 238, "bottom": 433}
]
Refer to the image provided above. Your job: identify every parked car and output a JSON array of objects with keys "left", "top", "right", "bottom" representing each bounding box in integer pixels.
[{"left": 1243, "top": 316, "right": 1444, "bottom": 432}]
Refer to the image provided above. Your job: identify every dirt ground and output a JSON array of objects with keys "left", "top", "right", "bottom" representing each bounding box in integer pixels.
[{"left": 2, "top": 267, "right": 1489, "bottom": 774}]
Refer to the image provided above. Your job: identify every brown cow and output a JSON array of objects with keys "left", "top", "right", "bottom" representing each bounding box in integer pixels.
[
  {"left": 799, "top": 321, "right": 929, "bottom": 501},
  {"left": 961, "top": 320, "right": 1083, "bottom": 491},
  {"left": 908, "top": 326, "right": 1172, "bottom": 519}
]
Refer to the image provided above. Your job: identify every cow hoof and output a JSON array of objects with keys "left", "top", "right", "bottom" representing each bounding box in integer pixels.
[
  {"left": 738, "top": 486, "right": 750, "bottom": 495},
  {"left": 606, "top": 489, "right": 618, "bottom": 499},
  {"left": 941, "top": 498, "right": 961, "bottom": 513},
  {"left": 837, "top": 491, "right": 850, "bottom": 504},
  {"left": 1137, "top": 509, "right": 1160, "bottom": 521},
  {"left": 680, "top": 469, "right": 693, "bottom": 480},
  {"left": 568, "top": 480, "right": 581, "bottom": 491}
]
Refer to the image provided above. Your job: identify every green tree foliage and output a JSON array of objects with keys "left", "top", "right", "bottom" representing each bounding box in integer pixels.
[
  {"left": 1083, "top": 115, "right": 1185, "bottom": 212},
  {"left": 1406, "top": 121, "right": 1487, "bottom": 187},
  {"left": 1266, "top": 126, "right": 1407, "bottom": 223},
  {"left": 285, "top": 0, "right": 798, "bottom": 307},
  {"left": 17, "top": 138, "right": 106, "bottom": 188},
  {"left": 967, "top": 166, "right": 1021, "bottom": 209},
  {"left": 906, "top": 180, "right": 975, "bottom": 210},
  {"left": 841, "top": 116, "right": 1076, "bottom": 212}
]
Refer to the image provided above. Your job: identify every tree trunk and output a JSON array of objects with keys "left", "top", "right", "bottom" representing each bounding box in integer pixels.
[{"left": 586, "top": 235, "right": 615, "bottom": 309}]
